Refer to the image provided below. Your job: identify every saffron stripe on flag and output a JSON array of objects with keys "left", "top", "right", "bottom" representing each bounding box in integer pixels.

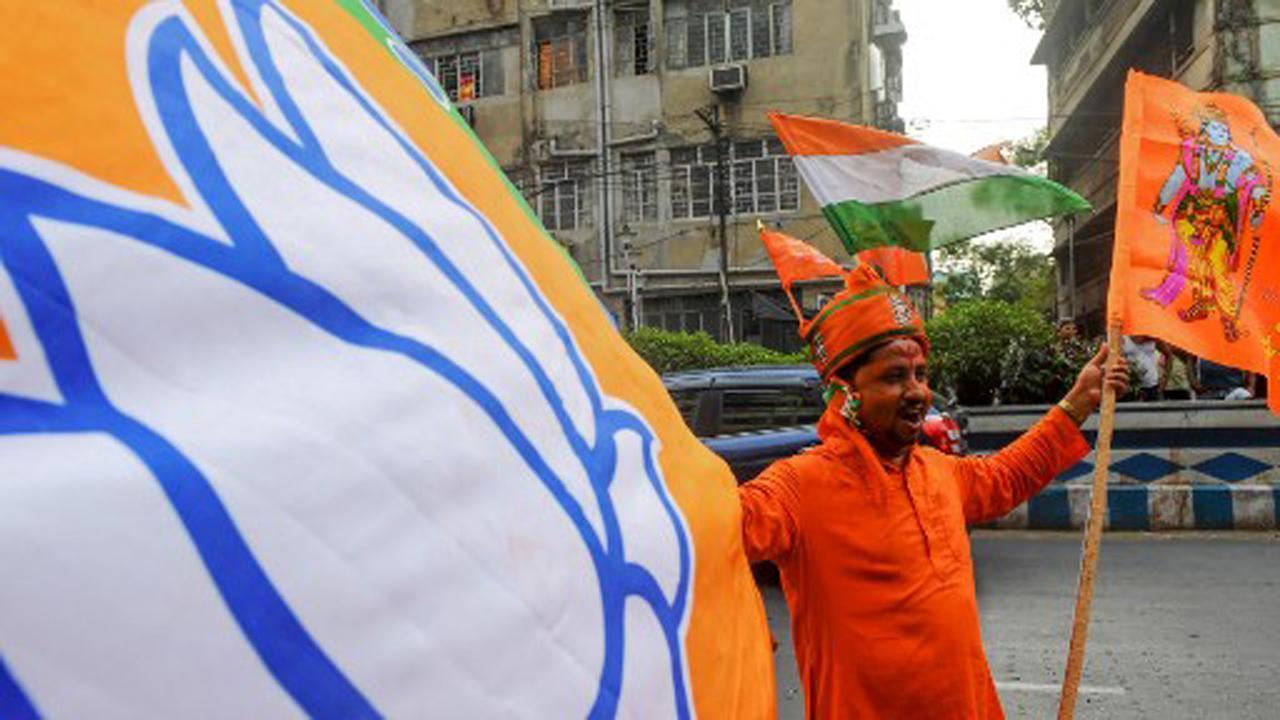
[{"left": 769, "top": 111, "right": 917, "bottom": 156}]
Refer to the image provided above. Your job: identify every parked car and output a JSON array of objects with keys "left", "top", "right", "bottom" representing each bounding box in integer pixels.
[{"left": 663, "top": 364, "right": 967, "bottom": 482}]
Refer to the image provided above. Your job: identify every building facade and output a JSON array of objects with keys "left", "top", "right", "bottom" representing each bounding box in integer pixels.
[
  {"left": 380, "top": 0, "right": 906, "bottom": 348},
  {"left": 1033, "top": 0, "right": 1280, "bottom": 334}
]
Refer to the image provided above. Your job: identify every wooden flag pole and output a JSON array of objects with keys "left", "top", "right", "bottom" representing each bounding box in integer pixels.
[{"left": 1057, "top": 323, "right": 1122, "bottom": 719}]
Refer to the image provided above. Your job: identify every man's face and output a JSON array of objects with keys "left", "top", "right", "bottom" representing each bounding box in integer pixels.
[{"left": 849, "top": 338, "right": 931, "bottom": 457}]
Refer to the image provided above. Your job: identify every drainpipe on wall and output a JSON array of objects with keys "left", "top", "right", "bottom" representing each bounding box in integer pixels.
[{"left": 593, "top": 0, "right": 614, "bottom": 291}]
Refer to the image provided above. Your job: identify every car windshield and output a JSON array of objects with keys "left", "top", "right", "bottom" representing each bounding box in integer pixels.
[{"left": 720, "top": 387, "right": 824, "bottom": 434}]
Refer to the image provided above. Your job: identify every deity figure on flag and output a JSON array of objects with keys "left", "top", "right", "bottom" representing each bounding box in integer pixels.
[{"left": 1140, "top": 105, "right": 1272, "bottom": 342}]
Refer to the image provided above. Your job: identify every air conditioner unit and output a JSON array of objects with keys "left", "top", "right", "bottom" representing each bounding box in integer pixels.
[
  {"left": 457, "top": 104, "right": 476, "bottom": 127},
  {"left": 709, "top": 64, "right": 747, "bottom": 94}
]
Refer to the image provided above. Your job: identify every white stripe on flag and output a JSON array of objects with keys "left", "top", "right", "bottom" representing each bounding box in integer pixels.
[{"left": 793, "top": 145, "right": 1022, "bottom": 205}]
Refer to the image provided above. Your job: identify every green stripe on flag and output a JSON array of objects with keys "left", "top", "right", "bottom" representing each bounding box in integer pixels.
[{"left": 824, "top": 173, "right": 1090, "bottom": 255}]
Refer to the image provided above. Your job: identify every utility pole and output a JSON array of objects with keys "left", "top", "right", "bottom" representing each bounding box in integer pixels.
[
  {"left": 1067, "top": 216, "right": 1078, "bottom": 321},
  {"left": 696, "top": 104, "right": 735, "bottom": 343}
]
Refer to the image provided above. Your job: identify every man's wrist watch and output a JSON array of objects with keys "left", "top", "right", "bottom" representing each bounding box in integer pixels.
[{"left": 1057, "top": 398, "right": 1088, "bottom": 426}]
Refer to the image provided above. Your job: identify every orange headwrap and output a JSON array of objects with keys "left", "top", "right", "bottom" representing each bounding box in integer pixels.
[{"left": 759, "top": 226, "right": 928, "bottom": 382}]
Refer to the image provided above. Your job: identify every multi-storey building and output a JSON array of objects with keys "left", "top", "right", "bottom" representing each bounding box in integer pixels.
[
  {"left": 1033, "top": 0, "right": 1280, "bottom": 334},
  {"left": 380, "top": 0, "right": 905, "bottom": 348}
]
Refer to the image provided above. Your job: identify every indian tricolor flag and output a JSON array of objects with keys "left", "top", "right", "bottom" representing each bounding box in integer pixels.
[{"left": 769, "top": 112, "right": 1091, "bottom": 253}]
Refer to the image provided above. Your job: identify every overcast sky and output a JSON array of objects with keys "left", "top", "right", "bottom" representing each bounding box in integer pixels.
[
  {"left": 895, "top": 0, "right": 1047, "bottom": 153},
  {"left": 893, "top": 0, "right": 1053, "bottom": 249}
]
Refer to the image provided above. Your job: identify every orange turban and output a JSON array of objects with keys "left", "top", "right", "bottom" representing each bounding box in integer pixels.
[{"left": 759, "top": 226, "right": 928, "bottom": 381}]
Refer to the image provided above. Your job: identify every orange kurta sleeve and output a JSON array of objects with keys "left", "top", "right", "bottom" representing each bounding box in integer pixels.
[
  {"left": 954, "top": 406, "right": 1091, "bottom": 524},
  {"left": 738, "top": 459, "right": 802, "bottom": 563}
]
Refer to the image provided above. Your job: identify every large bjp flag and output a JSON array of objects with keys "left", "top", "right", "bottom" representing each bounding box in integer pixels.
[
  {"left": 0, "top": 1, "right": 774, "bottom": 716},
  {"left": 1112, "top": 71, "right": 1280, "bottom": 414}
]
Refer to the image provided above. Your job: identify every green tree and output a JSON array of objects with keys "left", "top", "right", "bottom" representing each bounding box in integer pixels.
[
  {"left": 934, "top": 239, "right": 1057, "bottom": 319},
  {"left": 925, "top": 300, "right": 1058, "bottom": 406},
  {"left": 1009, "top": 126, "right": 1050, "bottom": 169},
  {"left": 1007, "top": 0, "right": 1046, "bottom": 29}
]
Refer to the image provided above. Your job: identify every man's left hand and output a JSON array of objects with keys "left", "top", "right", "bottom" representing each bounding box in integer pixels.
[{"left": 1063, "top": 343, "right": 1130, "bottom": 421}]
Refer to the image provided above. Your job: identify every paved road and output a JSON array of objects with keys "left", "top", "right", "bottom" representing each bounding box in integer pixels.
[{"left": 762, "top": 531, "right": 1280, "bottom": 719}]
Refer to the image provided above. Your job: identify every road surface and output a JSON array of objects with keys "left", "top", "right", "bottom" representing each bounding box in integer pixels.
[{"left": 762, "top": 531, "right": 1280, "bottom": 719}]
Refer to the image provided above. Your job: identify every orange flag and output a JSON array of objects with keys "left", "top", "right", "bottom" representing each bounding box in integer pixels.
[
  {"left": 857, "top": 246, "right": 930, "bottom": 286},
  {"left": 758, "top": 224, "right": 846, "bottom": 321},
  {"left": 758, "top": 224, "right": 845, "bottom": 290},
  {"left": 1112, "top": 71, "right": 1280, "bottom": 413},
  {"left": 971, "top": 141, "right": 1011, "bottom": 165}
]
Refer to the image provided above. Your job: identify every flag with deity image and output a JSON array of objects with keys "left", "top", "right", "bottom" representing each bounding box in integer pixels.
[
  {"left": 1111, "top": 71, "right": 1280, "bottom": 414},
  {"left": 0, "top": 1, "right": 775, "bottom": 716}
]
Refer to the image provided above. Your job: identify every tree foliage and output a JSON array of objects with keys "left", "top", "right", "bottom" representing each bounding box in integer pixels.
[
  {"left": 1009, "top": 126, "right": 1050, "bottom": 170},
  {"left": 1007, "top": 0, "right": 1047, "bottom": 29},
  {"left": 624, "top": 327, "right": 804, "bottom": 375},
  {"left": 934, "top": 239, "right": 1057, "bottom": 320},
  {"left": 926, "top": 300, "right": 1089, "bottom": 406}
]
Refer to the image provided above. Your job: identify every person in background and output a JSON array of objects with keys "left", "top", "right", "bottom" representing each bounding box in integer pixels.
[
  {"left": 1250, "top": 372, "right": 1269, "bottom": 401},
  {"left": 1195, "top": 357, "right": 1252, "bottom": 400},
  {"left": 1157, "top": 340, "right": 1195, "bottom": 400},
  {"left": 1122, "top": 334, "right": 1160, "bottom": 401},
  {"left": 1056, "top": 318, "right": 1081, "bottom": 344}
]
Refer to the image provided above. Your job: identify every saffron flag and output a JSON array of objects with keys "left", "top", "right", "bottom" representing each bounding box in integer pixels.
[
  {"left": 758, "top": 225, "right": 846, "bottom": 289},
  {"left": 758, "top": 225, "right": 845, "bottom": 322},
  {"left": 1112, "top": 71, "right": 1280, "bottom": 414},
  {"left": 0, "top": 2, "right": 774, "bottom": 717},
  {"left": 768, "top": 112, "right": 1091, "bottom": 253},
  {"left": 856, "top": 246, "right": 930, "bottom": 286}
]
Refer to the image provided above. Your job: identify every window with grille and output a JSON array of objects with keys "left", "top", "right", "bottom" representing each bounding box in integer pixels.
[
  {"left": 665, "top": 0, "right": 792, "bottom": 69},
  {"left": 669, "top": 140, "right": 800, "bottom": 220},
  {"left": 615, "top": 8, "right": 653, "bottom": 76},
  {"left": 770, "top": 2, "right": 792, "bottom": 55},
  {"left": 728, "top": 8, "right": 751, "bottom": 61},
  {"left": 411, "top": 28, "right": 512, "bottom": 102},
  {"left": 621, "top": 152, "right": 658, "bottom": 223},
  {"left": 533, "top": 14, "right": 589, "bottom": 89},
  {"left": 423, "top": 51, "right": 484, "bottom": 102},
  {"left": 538, "top": 160, "right": 593, "bottom": 231}
]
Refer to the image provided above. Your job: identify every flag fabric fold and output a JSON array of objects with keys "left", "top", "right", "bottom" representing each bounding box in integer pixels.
[
  {"left": 1111, "top": 71, "right": 1280, "bottom": 414},
  {"left": 856, "top": 246, "right": 930, "bottom": 286},
  {"left": 758, "top": 224, "right": 846, "bottom": 322},
  {"left": 758, "top": 223, "right": 846, "bottom": 289},
  {"left": 768, "top": 112, "right": 1091, "bottom": 254}
]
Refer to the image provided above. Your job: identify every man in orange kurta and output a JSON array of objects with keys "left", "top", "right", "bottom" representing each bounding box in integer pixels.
[{"left": 740, "top": 251, "right": 1127, "bottom": 719}]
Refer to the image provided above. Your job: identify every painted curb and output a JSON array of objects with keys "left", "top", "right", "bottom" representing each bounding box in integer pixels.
[{"left": 968, "top": 400, "right": 1280, "bottom": 530}]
